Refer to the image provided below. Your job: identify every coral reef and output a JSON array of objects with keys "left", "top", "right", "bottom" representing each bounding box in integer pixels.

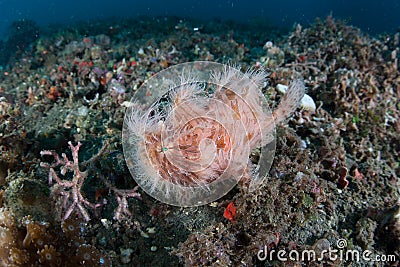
[
  {"left": 0, "top": 15, "right": 398, "bottom": 266},
  {"left": 0, "top": 199, "right": 111, "bottom": 266},
  {"left": 172, "top": 17, "right": 400, "bottom": 266}
]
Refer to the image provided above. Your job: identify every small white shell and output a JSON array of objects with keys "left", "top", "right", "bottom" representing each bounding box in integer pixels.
[
  {"left": 276, "top": 84, "right": 316, "bottom": 112},
  {"left": 301, "top": 94, "right": 316, "bottom": 112}
]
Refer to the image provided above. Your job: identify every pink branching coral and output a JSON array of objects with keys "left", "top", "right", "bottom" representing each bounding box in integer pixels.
[
  {"left": 101, "top": 178, "right": 141, "bottom": 221},
  {"left": 40, "top": 141, "right": 141, "bottom": 221},
  {"left": 123, "top": 63, "right": 305, "bottom": 206},
  {"left": 40, "top": 142, "right": 104, "bottom": 221}
]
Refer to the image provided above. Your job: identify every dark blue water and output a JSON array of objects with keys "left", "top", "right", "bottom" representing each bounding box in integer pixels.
[{"left": 0, "top": 0, "right": 399, "bottom": 39}]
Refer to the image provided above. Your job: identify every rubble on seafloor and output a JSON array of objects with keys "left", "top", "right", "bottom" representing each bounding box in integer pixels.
[{"left": 0, "top": 16, "right": 399, "bottom": 266}]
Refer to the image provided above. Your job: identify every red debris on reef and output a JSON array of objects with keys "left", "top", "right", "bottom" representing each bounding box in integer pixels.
[{"left": 223, "top": 201, "right": 237, "bottom": 223}]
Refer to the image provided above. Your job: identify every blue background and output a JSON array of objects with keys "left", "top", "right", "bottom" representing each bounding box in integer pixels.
[{"left": 0, "top": 0, "right": 399, "bottom": 38}]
